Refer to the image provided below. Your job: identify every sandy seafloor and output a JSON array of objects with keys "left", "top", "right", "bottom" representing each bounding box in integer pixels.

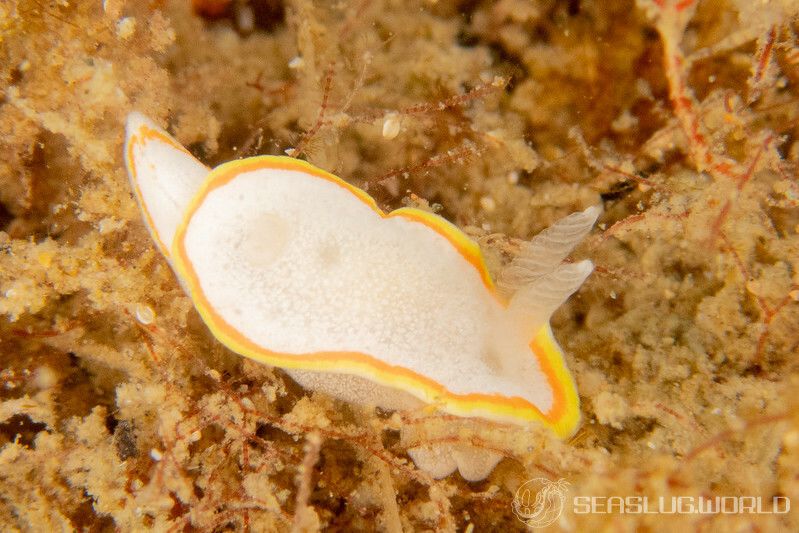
[{"left": 1, "top": 0, "right": 799, "bottom": 531}]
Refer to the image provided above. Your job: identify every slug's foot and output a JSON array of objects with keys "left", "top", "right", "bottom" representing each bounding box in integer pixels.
[{"left": 407, "top": 443, "right": 502, "bottom": 482}]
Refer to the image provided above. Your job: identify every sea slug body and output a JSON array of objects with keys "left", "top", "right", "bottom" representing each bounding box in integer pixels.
[{"left": 124, "top": 112, "right": 600, "bottom": 481}]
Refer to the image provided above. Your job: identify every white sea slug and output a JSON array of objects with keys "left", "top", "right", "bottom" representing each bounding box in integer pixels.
[{"left": 124, "top": 112, "right": 600, "bottom": 481}]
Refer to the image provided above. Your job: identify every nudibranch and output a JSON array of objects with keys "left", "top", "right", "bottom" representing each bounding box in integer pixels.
[{"left": 125, "top": 112, "right": 600, "bottom": 481}]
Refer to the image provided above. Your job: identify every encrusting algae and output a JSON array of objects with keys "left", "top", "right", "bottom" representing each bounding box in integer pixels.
[{"left": 2, "top": 0, "right": 799, "bottom": 531}]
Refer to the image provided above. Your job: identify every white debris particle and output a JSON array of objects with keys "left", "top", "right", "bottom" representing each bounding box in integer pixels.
[
  {"left": 382, "top": 113, "right": 401, "bottom": 139},
  {"left": 135, "top": 304, "right": 155, "bottom": 325},
  {"left": 116, "top": 17, "right": 136, "bottom": 40}
]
